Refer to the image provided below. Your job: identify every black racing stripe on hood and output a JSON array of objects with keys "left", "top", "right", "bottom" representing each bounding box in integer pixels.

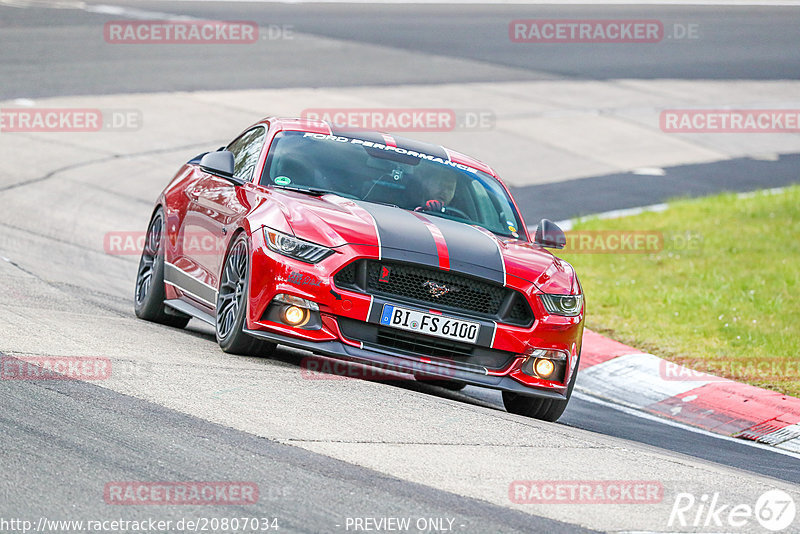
[
  {"left": 357, "top": 200, "right": 506, "bottom": 285},
  {"left": 392, "top": 136, "right": 449, "bottom": 161},
  {"left": 354, "top": 201, "right": 439, "bottom": 268},
  {"left": 422, "top": 215, "right": 505, "bottom": 285}
]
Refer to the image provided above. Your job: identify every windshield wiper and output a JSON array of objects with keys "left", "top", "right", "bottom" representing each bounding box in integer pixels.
[
  {"left": 271, "top": 184, "right": 338, "bottom": 196},
  {"left": 360, "top": 199, "right": 399, "bottom": 208}
]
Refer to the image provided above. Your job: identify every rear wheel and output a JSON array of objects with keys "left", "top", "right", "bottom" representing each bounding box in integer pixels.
[
  {"left": 134, "top": 208, "right": 190, "bottom": 328},
  {"left": 216, "top": 233, "right": 276, "bottom": 356},
  {"left": 502, "top": 352, "right": 580, "bottom": 422}
]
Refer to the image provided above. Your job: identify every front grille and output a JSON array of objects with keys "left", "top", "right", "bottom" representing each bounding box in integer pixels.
[
  {"left": 334, "top": 260, "right": 533, "bottom": 326},
  {"left": 334, "top": 261, "right": 356, "bottom": 286},
  {"left": 366, "top": 262, "right": 502, "bottom": 315},
  {"left": 337, "top": 318, "right": 515, "bottom": 370},
  {"left": 509, "top": 297, "right": 532, "bottom": 323}
]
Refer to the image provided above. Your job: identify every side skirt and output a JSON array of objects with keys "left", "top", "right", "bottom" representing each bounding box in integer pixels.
[{"left": 164, "top": 299, "right": 215, "bottom": 326}]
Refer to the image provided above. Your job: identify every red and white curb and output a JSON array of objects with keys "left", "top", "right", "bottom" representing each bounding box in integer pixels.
[{"left": 577, "top": 329, "right": 800, "bottom": 452}]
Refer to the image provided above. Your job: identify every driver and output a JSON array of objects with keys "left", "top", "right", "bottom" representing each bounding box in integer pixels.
[{"left": 415, "top": 171, "right": 457, "bottom": 213}]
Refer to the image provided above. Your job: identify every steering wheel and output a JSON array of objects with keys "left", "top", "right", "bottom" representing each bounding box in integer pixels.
[
  {"left": 417, "top": 200, "right": 469, "bottom": 220},
  {"left": 442, "top": 206, "right": 469, "bottom": 219}
]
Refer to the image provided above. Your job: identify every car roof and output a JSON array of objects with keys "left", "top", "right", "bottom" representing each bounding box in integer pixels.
[{"left": 262, "top": 117, "right": 498, "bottom": 178}]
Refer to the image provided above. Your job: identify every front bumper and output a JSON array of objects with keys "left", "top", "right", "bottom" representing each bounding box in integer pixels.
[
  {"left": 247, "top": 230, "right": 583, "bottom": 399},
  {"left": 243, "top": 325, "right": 568, "bottom": 400}
]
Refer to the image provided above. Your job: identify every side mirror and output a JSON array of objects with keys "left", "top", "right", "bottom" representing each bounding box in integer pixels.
[
  {"left": 199, "top": 151, "right": 243, "bottom": 185},
  {"left": 534, "top": 218, "right": 566, "bottom": 249}
]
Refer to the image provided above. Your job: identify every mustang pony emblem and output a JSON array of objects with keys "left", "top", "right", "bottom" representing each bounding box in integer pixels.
[{"left": 422, "top": 280, "right": 451, "bottom": 298}]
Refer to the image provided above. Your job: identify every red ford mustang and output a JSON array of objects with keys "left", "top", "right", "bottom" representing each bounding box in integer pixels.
[{"left": 134, "top": 117, "right": 584, "bottom": 421}]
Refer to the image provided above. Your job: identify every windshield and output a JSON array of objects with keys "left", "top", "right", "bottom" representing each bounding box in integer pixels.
[{"left": 260, "top": 131, "right": 525, "bottom": 239}]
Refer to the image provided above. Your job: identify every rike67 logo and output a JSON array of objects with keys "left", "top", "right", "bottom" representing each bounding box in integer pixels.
[{"left": 669, "top": 489, "right": 796, "bottom": 531}]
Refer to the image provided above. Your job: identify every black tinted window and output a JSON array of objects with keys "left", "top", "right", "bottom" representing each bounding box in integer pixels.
[
  {"left": 227, "top": 126, "right": 266, "bottom": 182},
  {"left": 261, "top": 131, "right": 524, "bottom": 239}
]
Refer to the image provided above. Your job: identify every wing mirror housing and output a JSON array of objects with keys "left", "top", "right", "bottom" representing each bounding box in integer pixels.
[
  {"left": 534, "top": 218, "right": 566, "bottom": 249},
  {"left": 199, "top": 150, "right": 244, "bottom": 185}
]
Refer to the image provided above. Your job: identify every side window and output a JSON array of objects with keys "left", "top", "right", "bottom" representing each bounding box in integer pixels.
[{"left": 227, "top": 127, "right": 266, "bottom": 182}]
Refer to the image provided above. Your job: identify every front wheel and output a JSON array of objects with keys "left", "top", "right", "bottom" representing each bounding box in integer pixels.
[
  {"left": 502, "top": 352, "right": 580, "bottom": 422},
  {"left": 215, "top": 233, "right": 276, "bottom": 357}
]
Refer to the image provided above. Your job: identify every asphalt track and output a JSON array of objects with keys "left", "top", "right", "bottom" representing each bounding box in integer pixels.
[
  {"left": 0, "top": 359, "right": 584, "bottom": 533},
  {"left": 513, "top": 153, "right": 800, "bottom": 222},
  {"left": 1, "top": 2, "right": 799, "bottom": 533},
  {"left": 3, "top": 1, "right": 800, "bottom": 100}
]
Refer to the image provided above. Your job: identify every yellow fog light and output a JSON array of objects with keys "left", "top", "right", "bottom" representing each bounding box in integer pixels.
[
  {"left": 282, "top": 305, "right": 309, "bottom": 326},
  {"left": 534, "top": 358, "right": 555, "bottom": 378}
]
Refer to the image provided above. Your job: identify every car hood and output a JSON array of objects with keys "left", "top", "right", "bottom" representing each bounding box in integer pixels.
[
  {"left": 271, "top": 191, "right": 575, "bottom": 293},
  {"left": 499, "top": 239, "right": 577, "bottom": 294}
]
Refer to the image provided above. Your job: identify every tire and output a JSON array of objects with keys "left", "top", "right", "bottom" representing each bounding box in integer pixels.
[
  {"left": 502, "top": 351, "right": 581, "bottom": 422},
  {"left": 215, "top": 233, "right": 276, "bottom": 357},
  {"left": 134, "top": 208, "right": 191, "bottom": 329}
]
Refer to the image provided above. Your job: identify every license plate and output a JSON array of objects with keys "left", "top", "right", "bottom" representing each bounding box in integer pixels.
[{"left": 379, "top": 304, "right": 480, "bottom": 344}]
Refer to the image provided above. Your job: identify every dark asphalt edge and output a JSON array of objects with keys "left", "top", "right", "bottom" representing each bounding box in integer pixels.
[
  {"left": 511, "top": 152, "right": 800, "bottom": 223},
  {"left": 563, "top": 392, "right": 800, "bottom": 486}
]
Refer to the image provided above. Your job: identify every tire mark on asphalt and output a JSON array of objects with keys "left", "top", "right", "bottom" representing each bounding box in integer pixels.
[{"left": 0, "top": 140, "right": 221, "bottom": 193}]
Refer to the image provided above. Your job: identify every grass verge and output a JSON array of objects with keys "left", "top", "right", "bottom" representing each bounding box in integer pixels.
[{"left": 559, "top": 185, "right": 799, "bottom": 397}]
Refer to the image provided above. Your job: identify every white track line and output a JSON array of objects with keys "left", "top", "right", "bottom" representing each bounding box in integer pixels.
[
  {"left": 574, "top": 391, "right": 800, "bottom": 461},
  {"left": 553, "top": 203, "right": 668, "bottom": 231},
  {"left": 550, "top": 186, "right": 793, "bottom": 231}
]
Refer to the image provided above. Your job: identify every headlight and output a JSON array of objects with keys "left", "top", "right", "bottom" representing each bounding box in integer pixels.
[
  {"left": 539, "top": 294, "right": 583, "bottom": 316},
  {"left": 264, "top": 228, "right": 333, "bottom": 263}
]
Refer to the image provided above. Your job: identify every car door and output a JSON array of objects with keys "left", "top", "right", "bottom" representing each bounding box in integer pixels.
[{"left": 179, "top": 126, "right": 267, "bottom": 309}]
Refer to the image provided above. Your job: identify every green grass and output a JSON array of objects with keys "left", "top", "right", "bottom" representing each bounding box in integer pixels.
[{"left": 559, "top": 185, "right": 800, "bottom": 397}]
